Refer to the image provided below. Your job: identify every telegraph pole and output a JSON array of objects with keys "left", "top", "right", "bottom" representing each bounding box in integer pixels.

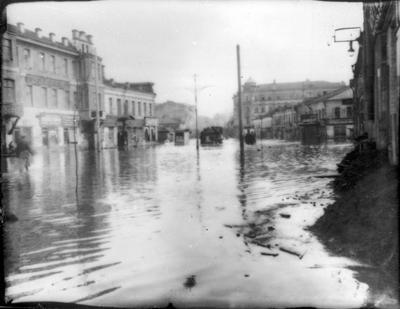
[
  {"left": 94, "top": 47, "right": 101, "bottom": 152},
  {"left": 236, "top": 45, "right": 244, "bottom": 153},
  {"left": 194, "top": 74, "right": 199, "bottom": 151}
]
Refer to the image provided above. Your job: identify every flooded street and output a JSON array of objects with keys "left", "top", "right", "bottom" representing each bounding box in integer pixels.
[{"left": 3, "top": 139, "right": 369, "bottom": 308}]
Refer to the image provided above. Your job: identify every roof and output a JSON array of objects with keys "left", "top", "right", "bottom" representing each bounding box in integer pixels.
[
  {"left": 7, "top": 24, "right": 78, "bottom": 53},
  {"left": 253, "top": 80, "right": 345, "bottom": 92},
  {"left": 104, "top": 79, "right": 155, "bottom": 94},
  {"left": 303, "top": 86, "right": 353, "bottom": 105}
]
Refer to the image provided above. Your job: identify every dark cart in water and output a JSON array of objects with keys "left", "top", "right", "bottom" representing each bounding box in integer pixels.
[
  {"left": 244, "top": 126, "right": 256, "bottom": 145},
  {"left": 200, "top": 127, "right": 223, "bottom": 145}
]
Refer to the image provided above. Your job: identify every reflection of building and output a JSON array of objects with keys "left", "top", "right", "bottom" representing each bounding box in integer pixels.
[
  {"left": 1, "top": 23, "right": 157, "bottom": 151},
  {"left": 233, "top": 78, "right": 345, "bottom": 127},
  {"left": 351, "top": 2, "right": 399, "bottom": 165}
]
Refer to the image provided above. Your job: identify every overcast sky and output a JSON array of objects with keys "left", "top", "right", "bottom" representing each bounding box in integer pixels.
[{"left": 7, "top": 0, "right": 363, "bottom": 117}]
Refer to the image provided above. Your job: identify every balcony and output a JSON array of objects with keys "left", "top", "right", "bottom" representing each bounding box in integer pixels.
[{"left": 1, "top": 102, "right": 23, "bottom": 118}]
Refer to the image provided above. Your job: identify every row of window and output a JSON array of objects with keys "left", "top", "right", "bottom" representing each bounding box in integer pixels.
[
  {"left": 25, "top": 85, "right": 72, "bottom": 109},
  {"left": 23, "top": 48, "right": 69, "bottom": 75},
  {"left": 107, "top": 97, "right": 153, "bottom": 117}
]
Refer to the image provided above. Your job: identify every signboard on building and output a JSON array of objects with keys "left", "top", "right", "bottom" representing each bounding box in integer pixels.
[
  {"left": 145, "top": 117, "right": 158, "bottom": 126},
  {"left": 61, "top": 115, "right": 79, "bottom": 127},
  {"left": 39, "top": 114, "right": 62, "bottom": 127}
]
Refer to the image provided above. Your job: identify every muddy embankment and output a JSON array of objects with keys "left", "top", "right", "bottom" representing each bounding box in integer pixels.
[{"left": 311, "top": 146, "right": 399, "bottom": 303}]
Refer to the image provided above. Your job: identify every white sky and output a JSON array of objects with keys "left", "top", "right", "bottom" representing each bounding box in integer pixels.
[{"left": 7, "top": 0, "right": 363, "bottom": 117}]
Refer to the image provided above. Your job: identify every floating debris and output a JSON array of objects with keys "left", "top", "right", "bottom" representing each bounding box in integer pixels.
[
  {"left": 261, "top": 252, "right": 279, "bottom": 257},
  {"left": 279, "top": 247, "right": 306, "bottom": 259},
  {"left": 183, "top": 275, "right": 196, "bottom": 289},
  {"left": 279, "top": 213, "right": 291, "bottom": 219}
]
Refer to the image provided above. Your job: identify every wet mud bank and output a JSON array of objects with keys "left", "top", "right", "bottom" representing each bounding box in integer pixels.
[{"left": 311, "top": 147, "right": 398, "bottom": 303}]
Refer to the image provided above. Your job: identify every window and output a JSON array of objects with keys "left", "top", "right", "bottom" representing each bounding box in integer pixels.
[
  {"left": 144, "top": 102, "right": 147, "bottom": 116},
  {"left": 66, "top": 90, "right": 70, "bottom": 108},
  {"left": 138, "top": 102, "right": 142, "bottom": 116},
  {"left": 117, "top": 99, "right": 121, "bottom": 115},
  {"left": 149, "top": 103, "right": 152, "bottom": 116},
  {"left": 51, "top": 88, "right": 57, "bottom": 108},
  {"left": 109, "top": 98, "right": 113, "bottom": 115},
  {"left": 3, "top": 79, "right": 15, "bottom": 102},
  {"left": 42, "top": 87, "right": 48, "bottom": 107},
  {"left": 98, "top": 93, "right": 102, "bottom": 109},
  {"left": 255, "top": 107, "right": 259, "bottom": 113},
  {"left": 64, "top": 58, "right": 68, "bottom": 75},
  {"left": 262, "top": 106, "right": 265, "bottom": 113},
  {"left": 24, "top": 49, "right": 31, "bottom": 69},
  {"left": 39, "top": 52, "right": 45, "bottom": 70},
  {"left": 26, "top": 85, "right": 33, "bottom": 106},
  {"left": 334, "top": 107, "right": 341, "bottom": 118},
  {"left": 346, "top": 106, "right": 353, "bottom": 118},
  {"left": 2, "top": 39, "right": 12, "bottom": 60},
  {"left": 50, "top": 55, "right": 56, "bottom": 73},
  {"left": 73, "top": 92, "right": 78, "bottom": 109},
  {"left": 132, "top": 101, "right": 136, "bottom": 116},
  {"left": 124, "top": 100, "right": 128, "bottom": 115}
]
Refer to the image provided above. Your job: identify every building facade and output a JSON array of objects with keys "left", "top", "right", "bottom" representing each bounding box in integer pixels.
[
  {"left": 1, "top": 23, "right": 157, "bottom": 151},
  {"left": 352, "top": 1, "right": 399, "bottom": 165},
  {"left": 233, "top": 78, "right": 345, "bottom": 128},
  {"left": 297, "top": 87, "right": 354, "bottom": 142},
  {"left": 103, "top": 80, "right": 157, "bottom": 148}
]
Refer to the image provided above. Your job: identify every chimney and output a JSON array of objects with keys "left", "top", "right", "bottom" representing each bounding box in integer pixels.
[
  {"left": 35, "top": 27, "right": 42, "bottom": 37},
  {"left": 86, "top": 34, "right": 93, "bottom": 44},
  {"left": 110, "top": 78, "right": 114, "bottom": 86},
  {"left": 62, "top": 37, "right": 69, "bottom": 46},
  {"left": 49, "top": 32, "right": 55, "bottom": 42},
  {"left": 17, "top": 22, "right": 24, "bottom": 33},
  {"left": 79, "top": 31, "right": 85, "bottom": 39},
  {"left": 72, "top": 29, "right": 78, "bottom": 39},
  {"left": 125, "top": 82, "right": 129, "bottom": 89}
]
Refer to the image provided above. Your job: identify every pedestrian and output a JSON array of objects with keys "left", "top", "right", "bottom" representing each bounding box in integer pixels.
[{"left": 15, "top": 136, "right": 34, "bottom": 172}]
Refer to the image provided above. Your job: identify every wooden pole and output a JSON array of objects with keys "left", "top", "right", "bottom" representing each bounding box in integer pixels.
[
  {"left": 194, "top": 74, "right": 199, "bottom": 151},
  {"left": 236, "top": 45, "right": 244, "bottom": 153}
]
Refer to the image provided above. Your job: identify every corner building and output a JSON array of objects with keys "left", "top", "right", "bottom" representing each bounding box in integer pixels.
[{"left": 1, "top": 23, "right": 157, "bottom": 150}]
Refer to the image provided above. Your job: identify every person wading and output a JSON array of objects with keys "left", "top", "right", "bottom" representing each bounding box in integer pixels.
[{"left": 15, "top": 136, "right": 34, "bottom": 172}]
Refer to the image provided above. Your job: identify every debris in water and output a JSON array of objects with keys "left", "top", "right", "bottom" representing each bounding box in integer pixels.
[
  {"left": 268, "top": 226, "right": 275, "bottom": 231},
  {"left": 279, "top": 247, "right": 306, "bottom": 259},
  {"left": 261, "top": 252, "right": 279, "bottom": 257},
  {"left": 183, "top": 275, "right": 196, "bottom": 289},
  {"left": 279, "top": 213, "right": 291, "bottom": 218},
  {"left": 219, "top": 236, "right": 223, "bottom": 239},
  {"left": 244, "top": 274, "right": 250, "bottom": 277},
  {"left": 236, "top": 233, "right": 240, "bottom": 237}
]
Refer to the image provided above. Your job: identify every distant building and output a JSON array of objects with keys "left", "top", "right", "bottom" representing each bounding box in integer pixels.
[
  {"left": 232, "top": 78, "right": 345, "bottom": 127},
  {"left": 103, "top": 79, "right": 157, "bottom": 148},
  {"left": 297, "top": 87, "right": 354, "bottom": 142},
  {"left": 1, "top": 23, "right": 157, "bottom": 151}
]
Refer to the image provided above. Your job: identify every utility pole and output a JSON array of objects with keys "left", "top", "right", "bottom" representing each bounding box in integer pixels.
[
  {"left": 194, "top": 74, "right": 199, "bottom": 151},
  {"left": 236, "top": 45, "right": 244, "bottom": 153},
  {"left": 94, "top": 47, "right": 101, "bottom": 152}
]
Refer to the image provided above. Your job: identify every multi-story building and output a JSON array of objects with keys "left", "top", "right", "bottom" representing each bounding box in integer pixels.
[
  {"left": 351, "top": 1, "right": 399, "bottom": 165},
  {"left": 103, "top": 79, "right": 157, "bottom": 148},
  {"left": 1, "top": 22, "right": 157, "bottom": 151},
  {"left": 232, "top": 78, "right": 345, "bottom": 128},
  {"left": 297, "top": 87, "right": 354, "bottom": 142}
]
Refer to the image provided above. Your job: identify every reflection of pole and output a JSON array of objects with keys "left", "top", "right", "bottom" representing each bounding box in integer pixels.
[
  {"left": 236, "top": 45, "right": 244, "bottom": 153},
  {"left": 194, "top": 74, "right": 199, "bottom": 151},
  {"left": 94, "top": 47, "right": 101, "bottom": 152}
]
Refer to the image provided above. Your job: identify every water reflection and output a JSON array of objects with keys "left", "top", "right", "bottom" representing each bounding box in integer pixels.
[{"left": 3, "top": 140, "right": 369, "bottom": 307}]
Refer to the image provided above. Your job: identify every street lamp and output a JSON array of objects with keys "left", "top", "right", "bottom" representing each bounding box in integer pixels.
[{"left": 333, "top": 27, "right": 361, "bottom": 58}]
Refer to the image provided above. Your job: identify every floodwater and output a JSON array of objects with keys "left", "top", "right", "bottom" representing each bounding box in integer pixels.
[{"left": 3, "top": 139, "right": 369, "bottom": 308}]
